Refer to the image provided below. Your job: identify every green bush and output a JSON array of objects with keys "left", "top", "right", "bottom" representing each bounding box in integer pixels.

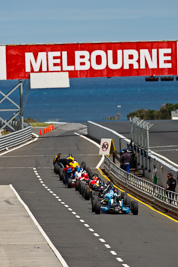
[{"left": 127, "top": 103, "right": 178, "bottom": 120}]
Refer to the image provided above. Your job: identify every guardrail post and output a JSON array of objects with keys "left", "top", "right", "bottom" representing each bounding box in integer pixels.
[
  {"left": 137, "top": 147, "right": 140, "bottom": 166},
  {"left": 19, "top": 80, "right": 24, "bottom": 130},
  {"left": 144, "top": 151, "right": 147, "bottom": 170}
]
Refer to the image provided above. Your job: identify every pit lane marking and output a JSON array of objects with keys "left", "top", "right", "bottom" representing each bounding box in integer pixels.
[
  {"left": 94, "top": 233, "right": 99, "bottom": 237},
  {"left": 99, "top": 238, "right": 105, "bottom": 243},
  {"left": 111, "top": 251, "right": 117, "bottom": 255},
  {"left": 33, "top": 167, "right": 130, "bottom": 267}
]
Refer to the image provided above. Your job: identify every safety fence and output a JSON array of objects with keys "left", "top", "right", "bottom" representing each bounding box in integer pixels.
[
  {"left": 104, "top": 156, "right": 178, "bottom": 217},
  {"left": 0, "top": 126, "right": 32, "bottom": 151}
]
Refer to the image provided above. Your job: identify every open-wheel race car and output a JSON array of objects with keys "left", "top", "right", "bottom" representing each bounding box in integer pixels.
[
  {"left": 76, "top": 171, "right": 107, "bottom": 201},
  {"left": 92, "top": 183, "right": 138, "bottom": 215},
  {"left": 53, "top": 154, "right": 83, "bottom": 188}
]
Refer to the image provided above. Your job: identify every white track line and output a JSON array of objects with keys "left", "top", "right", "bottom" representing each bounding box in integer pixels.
[
  {"left": 151, "top": 151, "right": 178, "bottom": 168},
  {"left": 9, "top": 184, "right": 69, "bottom": 267},
  {"left": 74, "top": 132, "right": 100, "bottom": 148}
]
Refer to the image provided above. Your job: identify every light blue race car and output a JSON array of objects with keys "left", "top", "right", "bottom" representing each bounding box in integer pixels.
[{"left": 92, "top": 184, "right": 138, "bottom": 215}]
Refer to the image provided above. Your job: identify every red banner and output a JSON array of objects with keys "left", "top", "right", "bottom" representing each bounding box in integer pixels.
[{"left": 2, "top": 41, "right": 178, "bottom": 80}]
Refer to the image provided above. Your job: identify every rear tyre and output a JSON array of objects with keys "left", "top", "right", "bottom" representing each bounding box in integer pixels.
[
  {"left": 54, "top": 162, "right": 58, "bottom": 174},
  {"left": 85, "top": 187, "right": 90, "bottom": 200},
  {"left": 123, "top": 196, "right": 131, "bottom": 205},
  {"left": 79, "top": 182, "right": 82, "bottom": 195},
  {"left": 75, "top": 179, "right": 80, "bottom": 191},
  {"left": 59, "top": 168, "right": 63, "bottom": 181},
  {"left": 91, "top": 192, "right": 98, "bottom": 204},
  {"left": 82, "top": 184, "right": 86, "bottom": 197},
  {"left": 62, "top": 174, "right": 66, "bottom": 184},
  {"left": 95, "top": 201, "right": 101, "bottom": 214},
  {"left": 80, "top": 161, "right": 86, "bottom": 170},
  {"left": 55, "top": 164, "right": 60, "bottom": 174},
  {"left": 86, "top": 167, "right": 93, "bottom": 179},
  {"left": 92, "top": 196, "right": 98, "bottom": 212},
  {"left": 121, "top": 192, "right": 127, "bottom": 200},
  {"left": 131, "top": 201, "right": 138, "bottom": 215},
  {"left": 68, "top": 178, "right": 72, "bottom": 188}
]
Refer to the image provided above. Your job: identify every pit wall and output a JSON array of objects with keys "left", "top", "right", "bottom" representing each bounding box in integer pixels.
[{"left": 87, "top": 121, "right": 178, "bottom": 192}]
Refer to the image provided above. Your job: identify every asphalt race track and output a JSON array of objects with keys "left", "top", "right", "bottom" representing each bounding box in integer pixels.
[{"left": 0, "top": 123, "right": 178, "bottom": 267}]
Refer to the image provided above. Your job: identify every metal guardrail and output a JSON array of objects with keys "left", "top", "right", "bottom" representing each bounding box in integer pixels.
[
  {"left": 0, "top": 126, "right": 32, "bottom": 151},
  {"left": 104, "top": 156, "right": 178, "bottom": 217}
]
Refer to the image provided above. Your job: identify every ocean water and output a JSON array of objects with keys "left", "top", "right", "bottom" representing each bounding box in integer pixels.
[{"left": 0, "top": 76, "right": 178, "bottom": 123}]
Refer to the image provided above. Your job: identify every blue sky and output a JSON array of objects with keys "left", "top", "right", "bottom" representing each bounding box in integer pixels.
[{"left": 0, "top": 0, "right": 178, "bottom": 45}]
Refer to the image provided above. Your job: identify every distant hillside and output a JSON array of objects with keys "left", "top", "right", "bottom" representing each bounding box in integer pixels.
[{"left": 127, "top": 103, "right": 178, "bottom": 120}]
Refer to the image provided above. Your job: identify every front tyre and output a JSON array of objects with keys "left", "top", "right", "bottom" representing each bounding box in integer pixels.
[
  {"left": 131, "top": 201, "right": 138, "bottom": 215},
  {"left": 95, "top": 201, "right": 101, "bottom": 214}
]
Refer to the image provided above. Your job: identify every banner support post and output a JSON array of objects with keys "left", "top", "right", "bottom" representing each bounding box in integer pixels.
[{"left": 19, "top": 79, "right": 24, "bottom": 129}]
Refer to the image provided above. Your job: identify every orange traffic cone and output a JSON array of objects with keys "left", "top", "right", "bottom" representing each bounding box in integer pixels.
[
  {"left": 43, "top": 128, "right": 46, "bottom": 134},
  {"left": 52, "top": 124, "right": 55, "bottom": 130},
  {"left": 39, "top": 129, "right": 43, "bottom": 135}
]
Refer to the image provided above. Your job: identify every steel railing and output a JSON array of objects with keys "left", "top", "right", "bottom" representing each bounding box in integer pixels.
[{"left": 0, "top": 126, "right": 32, "bottom": 151}]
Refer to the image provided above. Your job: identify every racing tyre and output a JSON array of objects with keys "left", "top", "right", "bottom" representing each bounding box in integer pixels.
[
  {"left": 95, "top": 201, "right": 101, "bottom": 214},
  {"left": 86, "top": 167, "right": 93, "bottom": 179},
  {"left": 75, "top": 179, "right": 80, "bottom": 191},
  {"left": 84, "top": 187, "right": 90, "bottom": 200},
  {"left": 54, "top": 162, "right": 58, "bottom": 174},
  {"left": 80, "top": 183, "right": 85, "bottom": 196},
  {"left": 54, "top": 163, "right": 60, "bottom": 174},
  {"left": 62, "top": 174, "right": 66, "bottom": 184},
  {"left": 80, "top": 161, "right": 86, "bottom": 170},
  {"left": 82, "top": 184, "right": 86, "bottom": 197},
  {"left": 59, "top": 168, "right": 64, "bottom": 181},
  {"left": 121, "top": 192, "right": 127, "bottom": 200},
  {"left": 68, "top": 178, "right": 72, "bottom": 188},
  {"left": 114, "top": 188, "right": 119, "bottom": 194},
  {"left": 123, "top": 196, "right": 131, "bottom": 206},
  {"left": 91, "top": 192, "right": 98, "bottom": 204},
  {"left": 79, "top": 182, "right": 82, "bottom": 195},
  {"left": 92, "top": 190, "right": 98, "bottom": 197},
  {"left": 92, "top": 196, "right": 98, "bottom": 212},
  {"left": 131, "top": 201, "right": 138, "bottom": 215}
]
